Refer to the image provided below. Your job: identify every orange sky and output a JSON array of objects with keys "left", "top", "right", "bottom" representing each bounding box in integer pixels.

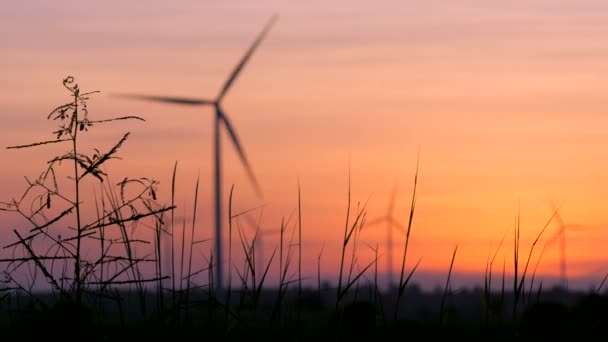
[{"left": 2, "top": 0, "right": 608, "bottom": 290}]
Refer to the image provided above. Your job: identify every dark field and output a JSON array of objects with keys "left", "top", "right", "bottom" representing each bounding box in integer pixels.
[{"left": 2, "top": 285, "right": 607, "bottom": 340}]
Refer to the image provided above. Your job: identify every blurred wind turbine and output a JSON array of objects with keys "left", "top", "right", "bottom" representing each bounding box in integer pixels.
[
  {"left": 367, "top": 183, "right": 405, "bottom": 289},
  {"left": 243, "top": 211, "right": 283, "bottom": 274},
  {"left": 114, "top": 15, "right": 278, "bottom": 297},
  {"left": 546, "top": 199, "right": 589, "bottom": 290}
]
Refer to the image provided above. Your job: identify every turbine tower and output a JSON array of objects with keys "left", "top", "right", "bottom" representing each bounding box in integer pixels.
[
  {"left": 548, "top": 201, "right": 568, "bottom": 290},
  {"left": 114, "top": 15, "right": 277, "bottom": 298},
  {"left": 368, "top": 183, "right": 405, "bottom": 289},
  {"left": 547, "top": 199, "right": 588, "bottom": 291}
]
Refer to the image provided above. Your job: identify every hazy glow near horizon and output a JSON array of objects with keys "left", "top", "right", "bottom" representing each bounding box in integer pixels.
[{"left": 2, "top": 0, "right": 608, "bottom": 289}]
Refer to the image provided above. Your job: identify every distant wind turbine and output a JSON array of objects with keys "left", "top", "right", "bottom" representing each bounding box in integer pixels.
[
  {"left": 546, "top": 199, "right": 589, "bottom": 290},
  {"left": 114, "top": 15, "right": 278, "bottom": 297},
  {"left": 243, "top": 211, "right": 282, "bottom": 274},
  {"left": 367, "top": 183, "right": 405, "bottom": 289}
]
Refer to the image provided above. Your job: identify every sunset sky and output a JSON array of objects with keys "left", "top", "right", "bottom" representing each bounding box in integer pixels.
[{"left": 2, "top": 0, "right": 608, "bottom": 290}]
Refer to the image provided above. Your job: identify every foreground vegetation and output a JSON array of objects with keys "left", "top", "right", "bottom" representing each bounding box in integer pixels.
[{"left": 1, "top": 77, "right": 607, "bottom": 340}]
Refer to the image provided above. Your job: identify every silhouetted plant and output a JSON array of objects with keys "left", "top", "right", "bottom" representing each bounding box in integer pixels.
[
  {"left": 394, "top": 149, "right": 422, "bottom": 320},
  {"left": 0, "top": 76, "right": 173, "bottom": 319},
  {"left": 335, "top": 164, "right": 376, "bottom": 313}
]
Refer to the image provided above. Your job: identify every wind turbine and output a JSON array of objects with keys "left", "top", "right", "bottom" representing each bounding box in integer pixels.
[
  {"left": 546, "top": 199, "right": 589, "bottom": 291},
  {"left": 242, "top": 211, "right": 282, "bottom": 274},
  {"left": 367, "top": 183, "right": 405, "bottom": 289},
  {"left": 114, "top": 15, "right": 278, "bottom": 297}
]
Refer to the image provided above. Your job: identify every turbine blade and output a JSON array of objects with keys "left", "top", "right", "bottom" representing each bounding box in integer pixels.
[
  {"left": 564, "top": 224, "right": 590, "bottom": 232},
  {"left": 217, "top": 14, "right": 278, "bottom": 102},
  {"left": 243, "top": 214, "right": 259, "bottom": 231},
  {"left": 545, "top": 230, "right": 561, "bottom": 247},
  {"left": 112, "top": 93, "right": 215, "bottom": 106},
  {"left": 366, "top": 216, "right": 390, "bottom": 226},
  {"left": 367, "top": 216, "right": 405, "bottom": 231},
  {"left": 217, "top": 108, "right": 263, "bottom": 199},
  {"left": 390, "top": 219, "right": 406, "bottom": 233}
]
